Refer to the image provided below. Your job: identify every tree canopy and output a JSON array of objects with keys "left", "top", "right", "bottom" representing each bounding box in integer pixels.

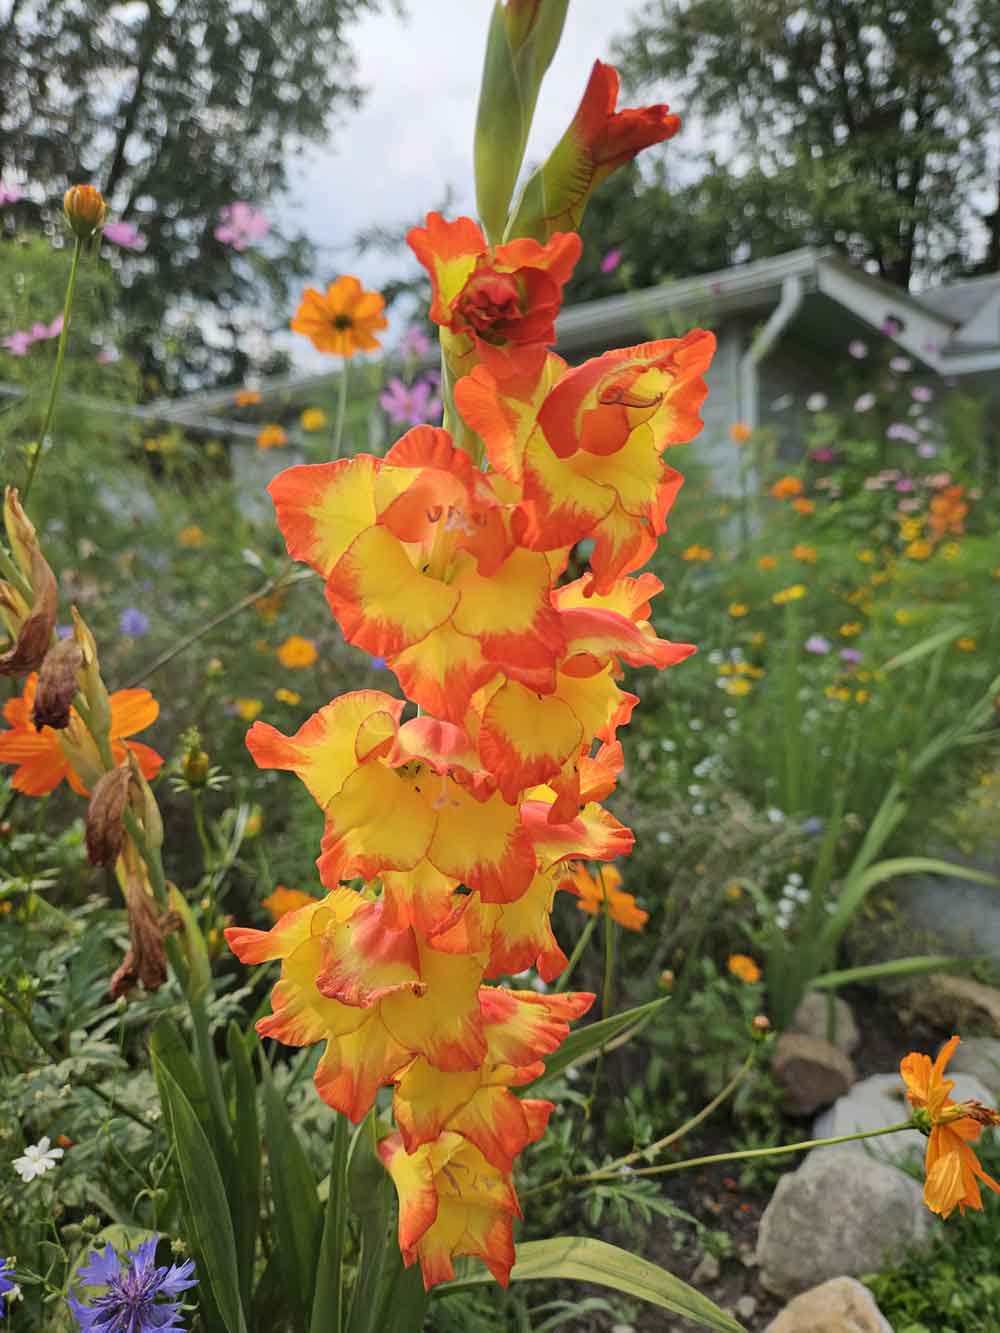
[
  {"left": 605, "top": 0, "right": 999, "bottom": 291},
  {"left": 0, "top": 0, "right": 387, "bottom": 392}
]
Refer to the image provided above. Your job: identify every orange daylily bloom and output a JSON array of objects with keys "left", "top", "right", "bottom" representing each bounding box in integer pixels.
[
  {"left": 901, "top": 1035, "right": 1000, "bottom": 1219},
  {"left": 407, "top": 212, "right": 580, "bottom": 378},
  {"left": 0, "top": 672, "right": 162, "bottom": 797},
  {"left": 291, "top": 275, "right": 388, "bottom": 358},
  {"left": 562, "top": 862, "right": 647, "bottom": 931}
]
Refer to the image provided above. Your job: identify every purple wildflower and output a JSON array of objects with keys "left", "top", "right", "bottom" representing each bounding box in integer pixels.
[
  {"left": 103, "top": 221, "right": 146, "bottom": 251},
  {"left": 398, "top": 325, "right": 431, "bottom": 361},
  {"left": 808, "top": 447, "right": 835, "bottom": 463},
  {"left": 805, "top": 634, "right": 831, "bottom": 655},
  {"left": 848, "top": 339, "right": 868, "bottom": 358},
  {"left": 214, "top": 202, "right": 269, "bottom": 251},
  {"left": 895, "top": 478, "right": 916, "bottom": 493},
  {"left": 839, "top": 648, "right": 862, "bottom": 665},
  {"left": 801, "top": 816, "right": 824, "bottom": 836},
  {"left": 917, "top": 442, "right": 937, "bottom": 458},
  {"left": 887, "top": 422, "right": 919, "bottom": 444},
  {"left": 600, "top": 248, "right": 622, "bottom": 273},
  {"left": 119, "top": 608, "right": 150, "bottom": 637},
  {"left": 889, "top": 355, "right": 912, "bottom": 373},
  {"left": 370, "top": 656, "right": 387, "bottom": 670},
  {"left": 911, "top": 385, "right": 933, "bottom": 403},
  {"left": 68, "top": 1237, "right": 197, "bottom": 1332},
  {"left": 379, "top": 377, "right": 441, "bottom": 427},
  {"left": 2, "top": 330, "right": 33, "bottom": 356},
  {"left": 854, "top": 392, "right": 876, "bottom": 413},
  {"left": 881, "top": 315, "right": 904, "bottom": 336},
  {"left": 0, "top": 1261, "right": 14, "bottom": 1299},
  {"left": 0, "top": 182, "right": 23, "bottom": 205}
]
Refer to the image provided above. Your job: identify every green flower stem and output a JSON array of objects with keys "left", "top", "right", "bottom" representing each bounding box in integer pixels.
[
  {"left": 0, "top": 993, "right": 150, "bottom": 1129},
  {"left": 598, "top": 866, "right": 615, "bottom": 1019},
  {"left": 332, "top": 359, "right": 350, "bottom": 460},
  {"left": 553, "top": 913, "right": 598, "bottom": 993},
  {"left": 22, "top": 235, "right": 83, "bottom": 503},
  {"left": 534, "top": 1120, "right": 915, "bottom": 1197}
]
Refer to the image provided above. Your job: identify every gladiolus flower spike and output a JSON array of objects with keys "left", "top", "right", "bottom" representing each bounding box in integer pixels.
[{"left": 227, "top": 55, "right": 715, "bottom": 1293}]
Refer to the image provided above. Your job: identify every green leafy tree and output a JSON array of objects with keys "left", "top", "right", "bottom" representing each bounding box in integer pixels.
[
  {"left": 612, "top": 0, "right": 998, "bottom": 289},
  {"left": 0, "top": 0, "right": 388, "bottom": 392}
]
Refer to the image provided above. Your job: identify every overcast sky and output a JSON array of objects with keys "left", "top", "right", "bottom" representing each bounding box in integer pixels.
[{"left": 274, "top": 1, "right": 644, "bottom": 368}]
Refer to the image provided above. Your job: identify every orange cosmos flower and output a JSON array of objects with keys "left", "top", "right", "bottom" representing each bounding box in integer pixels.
[
  {"left": 0, "top": 673, "right": 162, "bottom": 797},
  {"left": 261, "top": 885, "right": 317, "bottom": 921},
  {"left": 729, "top": 421, "right": 752, "bottom": 444},
  {"left": 770, "top": 476, "right": 803, "bottom": 500},
  {"left": 928, "top": 484, "right": 968, "bottom": 542},
  {"left": 276, "top": 634, "right": 318, "bottom": 669},
  {"left": 291, "top": 276, "right": 388, "bottom": 358},
  {"left": 562, "top": 863, "right": 647, "bottom": 931},
  {"left": 407, "top": 212, "right": 580, "bottom": 378},
  {"left": 235, "top": 388, "right": 262, "bottom": 407},
  {"left": 727, "top": 954, "right": 761, "bottom": 984},
  {"left": 901, "top": 1035, "right": 1000, "bottom": 1219},
  {"left": 792, "top": 497, "right": 815, "bottom": 515},
  {"left": 256, "top": 423, "right": 288, "bottom": 450}
]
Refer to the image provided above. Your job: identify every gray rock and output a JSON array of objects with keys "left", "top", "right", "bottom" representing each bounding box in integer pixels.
[
  {"left": 756, "top": 1150, "right": 931, "bottom": 1297},
  {"left": 735, "top": 1294, "right": 758, "bottom": 1322},
  {"left": 950, "top": 1037, "right": 1000, "bottom": 1098},
  {"left": 893, "top": 851, "right": 1000, "bottom": 961},
  {"left": 690, "top": 1251, "right": 721, "bottom": 1285},
  {"left": 789, "top": 992, "right": 860, "bottom": 1056},
  {"left": 812, "top": 1069, "right": 995, "bottom": 1166},
  {"left": 772, "top": 1033, "right": 855, "bottom": 1115},
  {"left": 764, "top": 1276, "right": 893, "bottom": 1332},
  {"left": 903, "top": 975, "right": 1000, "bottom": 1035}
]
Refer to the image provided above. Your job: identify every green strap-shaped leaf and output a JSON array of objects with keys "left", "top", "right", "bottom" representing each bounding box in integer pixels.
[
  {"left": 346, "top": 1114, "right": 396, "bottom": 1333},
  {"left": 309, "top": 1113, "right": 350, "bottom": 1333},
  {"left": 227, "top": 1022, "right": 260, "bottom": 1313},
  {"left": 526, "top": 995, "right": 669, "bottom": 1087},
  {"left": 811, "top": 954, "right": 981, "bottom": 990},
  {"left": 435, "top": 1237, "right": 743, "bottom": 1332},
  {"left": 152, "top": 1056, "right": 248, "bottom": 1333},
  {"left": 260, "top": 1055, "right": 323, "bottom": 1331}
]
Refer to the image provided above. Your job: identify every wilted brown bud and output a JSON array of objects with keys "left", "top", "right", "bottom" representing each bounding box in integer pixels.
[
  {"left": 0, "top": 489, "right": 59, "bottom": 678},
  {"left": 63, "top": 184, "right": 107, "bottom": 239},
  {"left": 32, "top": 638, "right": 83, "bottom": 729},
  {"left": 85, "top": 764, "right": 131, "bottom": 866},
  {"left": 109, "top": 877, "right": 174, "bottom": 999},
  {"left": 4, "top": 486, "right": 38, "bottom": 578}
]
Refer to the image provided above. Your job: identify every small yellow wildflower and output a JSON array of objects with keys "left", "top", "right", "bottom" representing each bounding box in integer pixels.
[
  {"left": 855, "top": 689, "right": 870, "bottom": 703},
  {"left": 274, "top": 687, "right": 302, "bottom": 705},
  {"left": 749, "top": 630, "right": 766, "bottom": 646},
  {"left": 300, "top": 408, "right": 328, "bottom": 432},
  {"left": 728, "top": 602, "right": 749, "bottom": 618},
  {"left": 772, "top": 584, "right": 806, "bottom": 605},
  {"left": 793, "top": 544, "right": 817, "bottom": 563},
  {"left": 235, "top": 698, "right": 263, "bottom": 721},
  {"left": 895, "top": 609, "right": 912, "bottom": 625},
  {"left": 905, "top": 539, "right": 933, "bottom": 561},
  {"left": 725, "top": 678, "right": 752, "bottom": 696},
  {"left": 955, "top": 637, "right": 977, "bottom": 653},
  {"left": 728, "top": 954, "right": 761, "bottom": 984},
  {"left": 857, "top": 549, "right": 876, "bottom": 564},
  {"left": 941, "top": 542, "right": 961, "bottom": 561},
  {"left": 899, "top": 518, "right": 924, "bottom": 542},
  {"left": 825, "top": 685, "right": 851, "bottom": 702},
  {"left": 277, "top": 635, "right": 318, "bottom": 669},
  {"left": 177, "top": 523, "right": 206, "bottom": 549},
  {"left": 870, "top": 570, "right": 890, "bottom": 586},
  {"left": 757, "top": 555, "right": 778, "bottom": 571},
  {"left": 726, "top": 883, "right": 743, "bottom": 900},
  {"left": 682, "top": 544, "right": 714, "bottom": 562},
  {"left": 839, "top": 622, "right": 863, "bottom": 637}
]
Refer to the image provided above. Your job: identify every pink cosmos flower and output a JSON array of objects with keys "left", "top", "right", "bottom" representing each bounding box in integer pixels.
[
  {"left": 917, "top": 442, "right": 937, "bottom": 458},
  {"left": 398, "top": 325, "right": 431, "bottom": 360},
  {"left": 214, "top": 202, "right": 269, "bottom": 251},
  {"left": 925, "top": 472, "right": 952, "bottom": 489},
  {"left": 889, "top": 356, "right": 912, "bottom": 373},
  {"left": 808, "top": 447, "right": 835, "bottom": 463},
  {"left": 895, "top": 478, "right": 916, "bottom": 492},
  {"left": 839, "top": 648, "right": 862, "bottom": 665},
  {"left": 911, "top": 385, "right": 933, "bottom": 403},
  {"left": 854, "top": 392, "right": 876, "bottom": 413},
  {"left": 2, "top": 330, "right": 33, "bottom": 356},
  {"left": 378, "top": 376, "right": 441, "bottom": 427},
  {"left": 103, "top": 221, "right": 146, "bottom": 251},
  {"left": 601, "top": 248, "right": 622, "bottom": 273},
  {"left": 805, "top": 634, "right": 831, "bottom": 655},
  {"left": 848, "top": 339, "right": 868, "bottom": 358},
  {"left": 0, "top": 182, "right": 23, "bottom": 206},
  {"left": 881, "top": 315, "right": 903, "bottom": 336}
]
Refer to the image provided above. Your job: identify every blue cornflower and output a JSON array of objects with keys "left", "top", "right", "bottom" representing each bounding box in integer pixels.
[
  {"left": 119, "top": 607, "right": 151, "bottom": 638},
  {"left": 67, "top": 1236, "right": 196, "bottom": 1332},
  {"left": 0, "top": 1260, "right": 15, "bottom": 1300}
]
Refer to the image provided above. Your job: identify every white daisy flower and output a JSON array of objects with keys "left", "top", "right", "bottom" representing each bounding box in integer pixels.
[{"left": 12, "top": 1136, "right": 64, "bottom": 1182}]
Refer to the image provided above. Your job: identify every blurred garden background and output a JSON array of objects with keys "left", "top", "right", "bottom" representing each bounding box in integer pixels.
[{"left": 2, "top": 2, "right": 1000, "bottom": 1330}]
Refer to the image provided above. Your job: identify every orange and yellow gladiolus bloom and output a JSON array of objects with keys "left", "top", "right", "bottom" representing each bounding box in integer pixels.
[
  {"left": 0, "top": 673, "right": 162, "bottom": 796},
  {"left": 901, "top": 1035, "right": 1000, "bottom": 1219},
  {"left": 562, "top": 863, "right": 648, "bottom": 931}
]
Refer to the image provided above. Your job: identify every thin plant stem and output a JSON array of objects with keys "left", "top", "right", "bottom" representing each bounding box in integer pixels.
[
  {"left": 598, "top": 866, "right": 615, "bottom": 1019},
  {"left": 332, "top": 359, "right": 350, "bottom": 459},
  {"left": 528, "top": 1120, "right": 914, "bottom": 1197},
  {"left": 120, "top": 562, "right": 312, "bottom": 689},
  {"left": 22, "top": 235, "right": 83, "bottom": 503},
  {"left": 553, "top": 913, "right": 598, "bottom": 993}
]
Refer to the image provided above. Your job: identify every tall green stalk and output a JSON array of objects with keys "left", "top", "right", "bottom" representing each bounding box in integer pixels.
[{"left": 22, "top": 235, "right": 83, "bottom": 503}]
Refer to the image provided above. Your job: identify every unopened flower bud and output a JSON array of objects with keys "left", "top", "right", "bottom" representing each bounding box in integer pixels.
[
  {"left": 182, "top": 748, "right": 210, "bottom": 787},
  {"left": 32, "top": 638, "right": 83, "bottom": 729},
  {"left": 127, "top": 749, "right": 163, "bottom": 850},
  {"left": 71, "top": 606, "right": 112, "bottom": 738},
  {"left": 751, "top": 1014, "right": 771, "bottom": 1037},
  {"left": 63, "top": 184, "right": 107, "bottom": 239},
  {"left": 658, "top": 969, "right": 674, "bottom": 990}
]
